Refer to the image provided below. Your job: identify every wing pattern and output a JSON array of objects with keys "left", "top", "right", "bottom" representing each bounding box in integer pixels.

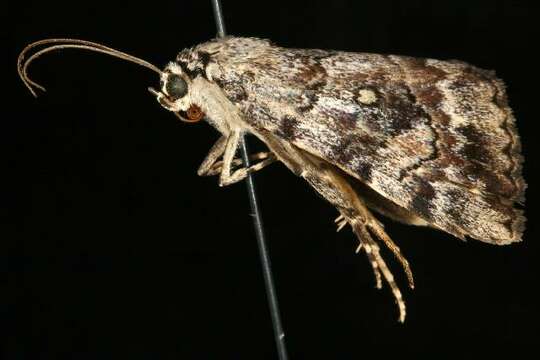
[{"left": 206, "top": 37, "right": 525, "bottom": 244}]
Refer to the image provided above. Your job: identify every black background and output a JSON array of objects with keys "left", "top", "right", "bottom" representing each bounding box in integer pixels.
[{"left": 4, "top": 0, "right": 539, "bottom": 358}]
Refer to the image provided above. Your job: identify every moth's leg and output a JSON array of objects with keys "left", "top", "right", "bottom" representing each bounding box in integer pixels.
[
  {"left": 216, "top": 155, "right": 276, "bottom": 182},
  {"left": 203, "top": 152, "right": 275, "bottom": 176},
  {"left": 197, "top": 135, "right": 275, "bottom": 178},
  {"left": 367, "top": 219, "right": 415, "bottom": 289},
  {"left": 335, "top": 214, "right": 384, "bottom": 289},
  {"left": 351, "top": 220, "right": 406, "bottom": 322},
  {"left": 252, "top": 130, "right": 304, "bottom": 176},
  {"left": 218, "top": 131, "right": 276, "bottom": 186},
  {"left": 261, "top": 139, "right": 408, "bottom": 322},
  {"left": 332, "top": 191, "right": 408, "bottom": 321},
  {"left": 336, "top": 212, "right": 414, "bottom": 289},
  {"left": 335, "top": 194, "right": 408, "bottom": 322},
  {"left": 215, "top": 151, "right": 272, "bottom": 171},
  {"left": 334, "top": 214, "right": 384, "bottom": 289},
  {"left": 335, "top": 214, "right": 348, "bottom": 232},
  {"left": 353, "top": 220, "right": 384, "bottom": 289},
  {"left": 197, "top": 135, "right": 228, "bottom": 176}
]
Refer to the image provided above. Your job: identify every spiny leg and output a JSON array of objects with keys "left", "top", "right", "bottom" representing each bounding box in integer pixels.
[
  {"left": 335, "top": 214, "right": 348, "bottom": 232},
  {"left": 351, "top": 219, "right": 406, "bottom": 322},
  {"left": 253, "top": 133, "right": 410, "bottom": 321},
  {"left": 367, "top": 220, "right": 414, "bottom": 289},
  {"left": 360, "top": 237, "right": 383, "bottom": 289},
  {"left": 197, "top": 135, "right": 275, "bottom": 180},
  {"left": 197, "top": 135, "right": 228, "bottom": 176},
  {"left": 218, "top": 130, "right": 242, "bottom": 186},
  {"left": 224, "top": 156, "right": 276, "bottom": 183},
  {"left": 309, "top": 165, "right": 407, "bottom": 319},
  {"left": 203, "top": 151, "right": 275, "bottom": 176},
  {"left": 301, "top": 151, "right": 408, "bottom": 321},
  {"left": 334, "top": 214, "right": 382, "bottom": 289},
  {"left": 336, "top": 212, "right": 382, "bottom": 287},
  {"left": 218, "top": 131, "right": 276, "bottom": 186},
  {"left": 368, "top": 238, "right": 406, "bottom": 323},
  {"left": 335, "top": 213, "right": 414, "bottom": 289}
]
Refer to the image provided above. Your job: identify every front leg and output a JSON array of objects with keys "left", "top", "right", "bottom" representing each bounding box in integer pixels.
[
  {"left": 197, "top": 135, "right": 228, "bottom": 176},
  {"left": 198, "top": 133, "right": 276, "bottom": 185},
  {"left": 218, "top": 130, "right": 246, "bottom": 186},
  {"left": 218, "top": 130, "right": 280, "bottom": 186},
  {"left": 203, "top": 152, "right": 274, "bottom": 176}
]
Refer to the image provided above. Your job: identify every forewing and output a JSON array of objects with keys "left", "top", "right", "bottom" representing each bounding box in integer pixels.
[{"left": 210, "top": 39, "right": 525, "bottom": 244}]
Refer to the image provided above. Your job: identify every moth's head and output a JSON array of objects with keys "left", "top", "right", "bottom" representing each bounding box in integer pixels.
[
  {"left": 148, "top": 63, "right": 205, "bottom": 123},
  {"left": 18, "top": 38, "right": 205, "bottom": 123}
]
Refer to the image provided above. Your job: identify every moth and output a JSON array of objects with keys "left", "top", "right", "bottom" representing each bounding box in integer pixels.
[{"left": 18, "top": 37, "right": 526, "bottom": 322}]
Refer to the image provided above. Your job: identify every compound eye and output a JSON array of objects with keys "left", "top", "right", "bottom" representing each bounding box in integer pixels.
[{"left": 165, "top": 74, "right": 188, "bottom": 99}]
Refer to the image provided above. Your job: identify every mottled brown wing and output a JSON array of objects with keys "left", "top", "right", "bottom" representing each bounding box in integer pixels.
[{"left": 211, "top": 39, "right": 525, "bottom": 244}]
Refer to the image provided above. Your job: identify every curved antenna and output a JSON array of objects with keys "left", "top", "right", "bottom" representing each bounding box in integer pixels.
[{"left": 17, "top": 38, "right": 162, "bottom": 97}]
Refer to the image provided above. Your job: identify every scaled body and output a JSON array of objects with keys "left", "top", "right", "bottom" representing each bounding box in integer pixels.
[
  {"left": 175, "top": 37, "right": 525, "bottom": 244},
  {"left": 19, "top": 36, "right": 526, "bottom": 322}
]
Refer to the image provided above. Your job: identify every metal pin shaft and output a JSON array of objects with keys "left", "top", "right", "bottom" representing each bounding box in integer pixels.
[{"left": 210, "top": 1, "right": 289, "bottom": 359}]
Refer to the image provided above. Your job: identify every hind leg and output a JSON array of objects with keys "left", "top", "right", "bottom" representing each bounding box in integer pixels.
[
  {"left": 258, "top": 135, "right": 411, "bottom": 322},
  {"left": 299, "top": 153, "right": 409, "bottom": 322}
]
